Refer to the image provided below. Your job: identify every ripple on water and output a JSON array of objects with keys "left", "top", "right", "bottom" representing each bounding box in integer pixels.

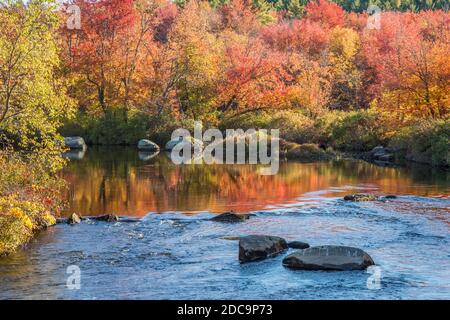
[{"left": 0, "top": 196, "right": 449, "bottom": 299}]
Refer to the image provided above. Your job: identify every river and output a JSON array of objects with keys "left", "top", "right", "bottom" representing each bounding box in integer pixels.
[{"left": 0, "top": 147, "right": 448, "bottom": 299}]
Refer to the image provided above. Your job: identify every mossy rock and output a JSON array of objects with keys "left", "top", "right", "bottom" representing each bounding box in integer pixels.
[{"left": 344, "top": 194, "right": 380, "bottom": 201}]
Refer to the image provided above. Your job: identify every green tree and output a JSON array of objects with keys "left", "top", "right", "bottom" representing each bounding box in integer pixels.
[
  {"left": 0, "top": 0, "right": 74, "bottom": 150},
  {"left": 288, "top": 0, "right": 305, "bottom": 18},
  {"left": 253, "top": 0, "right": 276, "bottom": 25}
]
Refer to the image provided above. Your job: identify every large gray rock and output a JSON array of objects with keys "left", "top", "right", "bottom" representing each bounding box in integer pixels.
[
  {"left": 239, "top": 235, "right": 288, "bottom": 263},
  {"left": 137, "top": 139, "right": 159, "bottom": 151},
  {"left": 282, "top": 245, "right": 375, "bottom": 271},
  {"left": 64, "top": 137, "right": 86, "bottom": 150}
]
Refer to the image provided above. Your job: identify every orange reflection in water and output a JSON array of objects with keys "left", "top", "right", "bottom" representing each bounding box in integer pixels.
[{"left": 62, "top": 147, "right": 449, "bottom": 217}]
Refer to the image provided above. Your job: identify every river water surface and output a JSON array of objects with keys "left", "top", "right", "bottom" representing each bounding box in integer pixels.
[{"left": 0, "top": 147, "right": 449, "bottom": 299}]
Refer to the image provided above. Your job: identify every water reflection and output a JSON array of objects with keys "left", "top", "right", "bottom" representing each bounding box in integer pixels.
[
  {"left": 62, "top": 149, "right": 86, "bottom": 160},
  {"left": 62, "top": 147, "right": 449, "bottom": 217}
]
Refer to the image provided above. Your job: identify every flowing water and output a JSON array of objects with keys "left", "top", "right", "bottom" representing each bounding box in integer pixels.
[{"left": 0, "top": 147, "right": 449, "bottom": 299}]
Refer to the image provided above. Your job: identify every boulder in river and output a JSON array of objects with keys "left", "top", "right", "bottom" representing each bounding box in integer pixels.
[
  {"left": 239, "top": 235, "right": 288, "bottom": 263},
  {"left": 67, "top": 213, "right": 81, "bottom": 225},
  {"left": 282, "top": 245, "right": 375, "bottom": 271},
  {"left": 165, "top": 136, "right": 202, "bottom": 151},
  {"left": 211, "top": 212, "right": 251, "bottom": 223},
  {"left": 64, "top": 137, "right": 86, "bottom": 150},
  {"left": 90, "top": 214, "right": 119, "bottom": 222},
  {"left": 370, "top": 146, "right": 395, "bottom": 163},
  {"left": 344, "top": 194, "right": 379, "bottom": 201},
  {"left": 287, "top": 241, "right": 310, "bottom": 249},
  {"left": 137, "top": 139, "right": 160, "bottom": 152}
]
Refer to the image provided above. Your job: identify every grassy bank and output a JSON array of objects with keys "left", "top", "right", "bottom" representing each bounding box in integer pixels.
[{"left": 0, "top": 151, "right": 67, "bottom": 256}]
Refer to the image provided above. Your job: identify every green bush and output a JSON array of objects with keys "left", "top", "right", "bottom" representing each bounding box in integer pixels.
[
  {"left": 390, "top": 119, "right": 449, "bottom": 167},
  {"left": 219, "top": 111, "right": 272, "bottom": 131},
  {"left": 147, "top": 112, "right": 187, "bottom": 146},
  {"left": 60, "top": 108, "right": 149, "bottom": 145},
  {"left": 327, "top": 110, "right": 386, "bottom": 151},
  {"left": 0, "top": 151, "right": 65, "bottom": 256},
  {"left": 284, "top": 143, "right": 334, "bottom": 162},
  {"left": 219, "top": 110, "right": 326, "bottom": 144}
]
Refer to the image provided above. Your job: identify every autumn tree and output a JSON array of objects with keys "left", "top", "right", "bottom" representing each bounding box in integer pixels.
[
  {"left": 61, "top": 0, "right": 137, "bottom": 113},
  {"left": 362, "top": 11, "right": 449, "bottom": 120},
  {"left": 0, "top": 0, "right": 74, "bottom": 149},
  {"left": 328, "top": 27, "right": 362, "bottom": 109}
]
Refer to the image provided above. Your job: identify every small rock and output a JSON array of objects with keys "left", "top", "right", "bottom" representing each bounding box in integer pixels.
[
  {"left": 137, "top": 139, "right": 159, "bottom": 151},
  {"left": 344, "top": 194, "right": 379, "bottom": 201},
  {"left": 222, "top": 236, "right": 240, "bottom": 241},
  {"left": 211, "top": 212, "right": 251, "bottom": 223},
  {"left": 282, "top": 245, "right": 375, "bottom": 271},
  {"left": 67, "top": 213, "right": 81, "bottom": 225},
  {"left": 90, "top": 214, "right": 119, "bottom": 222},
  {"left": 239, "top": 235, "right": 288, "bottom": 263},
  {"left": 287, "top": 241, "right": 310, "bottom": 249},
  {"left": 383, "top": 195, "right": 398, "bottom": 200}
]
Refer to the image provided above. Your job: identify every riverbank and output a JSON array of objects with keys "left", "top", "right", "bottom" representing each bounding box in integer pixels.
[{"left": 0, "top": 151, "right": 66, "bottom": 256}]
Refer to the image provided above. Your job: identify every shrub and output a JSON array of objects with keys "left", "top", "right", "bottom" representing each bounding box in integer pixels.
[
  {"left": 269, "top": 110, "right": 318, "bottom": 144},
  {"left": 390, "top": 119, "right": 449, "bottom": 167},
  {"left": 283, "top": 142, "right": 334, "bottom": 162},
  {"left": 219, "top": 111, "right": 272, "bottom": 131},
  {"left": 327, "top": 110, "right": 387, "bottom": 151},
  {"left": 60, "top": 108, "right": 149, "bottom": 145},
  {"left": 0, "top": 151, "right": 66, "bottom": 255},
  {"left": 219, "top": 110, "right": 325, "bottom": 144}
]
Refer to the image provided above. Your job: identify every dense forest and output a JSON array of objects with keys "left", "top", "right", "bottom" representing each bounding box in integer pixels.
[{"left": 0, "top": 0, "right": 449, "bottom": 255}]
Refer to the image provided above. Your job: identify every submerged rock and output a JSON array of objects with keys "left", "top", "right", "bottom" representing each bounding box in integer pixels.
[
  {"left": 287, "top": 241, "right": 310, "bottom": 249},
  {"left": 222, "top": 236, "right": 240, "bottom": 241},
  {"left": 90, "top": 214, "right": 119, "bottom": 222},
  {"left": 67, "top": 213, "right": 81, "bottom": 225},
  {"left": 282, "top": 245, "right": 375, "bottom": 271},
  {"left": 137, "top": 139, "right": 159, "bottom": 152},
  {"left": 344, "top": 194, "right": 379, "bottom": 201},
  {"left": 239, "top": 235, "right": 288, "bottom": 263},
  {"left": 211, "top": 212, "right": 251, "bottom": 223}
]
